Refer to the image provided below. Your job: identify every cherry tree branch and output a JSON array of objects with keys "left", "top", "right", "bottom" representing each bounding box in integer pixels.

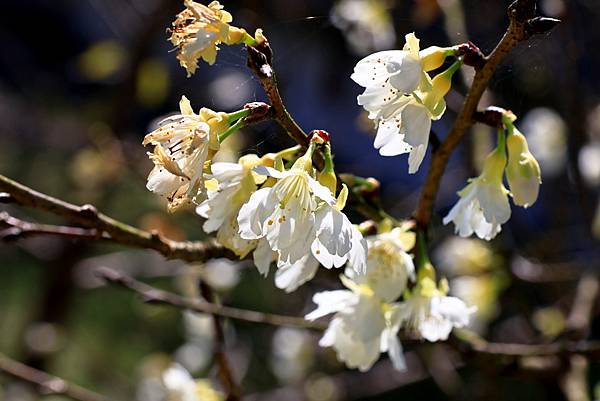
[
  {"left": 413, "top": 0, "right": 559, "bottom": 228},
  {"left": 0, "top": 173, "right": 235, "bottom": 263},
  {"left": 95, "top": 266, "right": 327, "bottom": 330},
  {"left": 454, "top": 329, "right": 600, "bottom": 359},
  {"left": 0, "top": 352, "right": 111, "bottom": 401},
  {"left": 0, "top": 211, "right": 104, "bottom": 241},
  {"left": 198, "top": 280, "right": 242, "bottom": 401}
]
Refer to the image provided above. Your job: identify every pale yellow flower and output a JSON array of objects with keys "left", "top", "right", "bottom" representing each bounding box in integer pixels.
[
  {"left": 143, "top": 96, "right": 228, "bottom": 211},
  {"left": 169, "top": 0, "right": 247, "bottom": 76}
]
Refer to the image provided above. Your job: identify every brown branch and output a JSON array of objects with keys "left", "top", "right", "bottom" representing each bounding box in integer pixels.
[
  {"left": 246, "top": 42, "right": 310, "bottom": 149},
  {"left": 246, "top": 38, "right": 397, "bottom": 224},
  {"left": 95, "top": 266, "right": 327, "bottom": 330},
  {"left": 454, "top": 329, "right": 600, "bottom": 359},
  {"left": 413, "top": 0, "right": 558, "bottom": 228},
  {"left": 199, "top": 281, "right": 241, "bottom": 401},
  {"left": 0, "top": 211, "right": 105, "bottom": 241},
  {"left": 0, "top": 173, "right": 235, "bottom": 263},
  {"left": 0, "top": 352, "right": 111, "bottom": 401}
]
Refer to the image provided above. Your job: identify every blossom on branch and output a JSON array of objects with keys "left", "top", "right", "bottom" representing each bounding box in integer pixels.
[
  {"left": 237, "top": 140, "right": 367, "bottom": 291},
  {"left": 162, "top": 363, "right": 223, "bottom": 401},
  {"left": 305, "top": 226, "right": 416, "bottom": 371},
  {"left": 398, "top": 275, "right": 475, "bottom": 342},
  {"left": 505, "top": 126, "right": 542, "bottom": 208},
  {"left": 143, "top": 96, "right": 227, "bottom": 211},
  {"left": 352, "top": 33, "right": 460, "bottom": 173},
  {"left": 170, "top": 0, "right": 248, "bottom": 76},
  {"left": 196, "top": 154, "right": 270, "bottom": 262},
  {"left": 443, "top": 134, "right": 511, "bottom": 240}
]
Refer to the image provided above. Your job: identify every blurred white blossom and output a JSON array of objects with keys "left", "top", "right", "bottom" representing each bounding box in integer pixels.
[
  {"left": 578, "top": 142, "right": 600, "bottom": 187},
  {"left": 444, "top": 141, "right": 510, "bottom": 240},
  {"left": 331, "top": 0, "right": 396, "bottom": 56},
  {"left": 270, "top": 328, "right": 313, "bottom": 383},
  {"left": 521, "top": 108, "right": 567, "bottom": 177}
]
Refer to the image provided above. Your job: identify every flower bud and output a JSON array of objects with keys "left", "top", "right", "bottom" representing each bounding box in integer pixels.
[
  {"left": 420, "top": 46, "right": 449, "bottom": 72},
  {"left": 318, "top": 170, "right": 337, "bottom": 195},
  {"left": 506, "top": 129, "right": 541, "bottom": 207}
]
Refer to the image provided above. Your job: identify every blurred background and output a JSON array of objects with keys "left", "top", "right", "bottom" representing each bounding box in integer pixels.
[{"left": 1, "top": 0, "right": 600, "bottom": 400}]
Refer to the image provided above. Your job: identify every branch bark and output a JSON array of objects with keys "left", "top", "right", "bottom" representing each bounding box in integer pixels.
[
  {"left": 96, "top": 266, "right": 327, "bottom": 330},
  {"left": 0, "top": 173, "right": 235, "bottom": 263},
  {"left": 0, "top": 352, "right": 111, "bottom": 401}
]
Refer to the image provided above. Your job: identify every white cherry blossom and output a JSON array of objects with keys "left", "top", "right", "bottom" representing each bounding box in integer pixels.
[
  {"left": 144, "top": 96, "right": 224, "bottom": 211},
  {"left": 237, "top": 150, "right": 367, "bottom": 290},
  {"left": 162, "top": 363, "right": 200, "bottom": 401},
  {"left": 352, "top": 33, "right": 458, "bottom": 173},
  {"left": 506, "top": 127, "right": 542, "bottom": 208},
  {"left": 197, "top": 155, "right": 279, "bottom": 272},
  {"left": 443, "top": 143, "right": 511, "bottom": 240},
  {"left": 398, "top": 277, "right": 475, "bottom": 342},
  {"left": 305, "top": 228, "right": 418, "bottom": 371}
]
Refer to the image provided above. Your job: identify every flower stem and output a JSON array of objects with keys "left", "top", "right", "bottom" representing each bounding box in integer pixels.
[
  {"left": 322, "top": 144, "right": 335, "bottom": 173},
  {"left": 219, "top": 118, "right": 245, "bottom": 142},
  {"left": 416, "top": 230, "right": 431, "bottom": 269},
  {"left": 226, "top": 108, "right": 252, "bottom": 124},
  {"left": 242, "top": 32, "right": 258, "bottom": 46},
  {"left": 275, "top": 145, "right": 302, "bottom": 160}
]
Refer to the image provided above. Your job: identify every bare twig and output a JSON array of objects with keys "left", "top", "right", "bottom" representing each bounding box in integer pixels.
[
  {"left": 0, "top": 352, "right": 111, "bottom": 401},
  {"left": 0, "top": 173, "right": 235, "bottom": 263},
  {"left": 454, "top": 329, "right": 600, "bottom": 359},
  {"left": 199, "top": 281, "right": 241, "bottom": 401},
  {"left": 0, "top": 211, "right": 104, "bottom": 241},
  {"left": 413, "top": 0, "right": 559, "bottom": 228},
  {"left": 95, "top": 266, "right": 327, "bottom": 330}
]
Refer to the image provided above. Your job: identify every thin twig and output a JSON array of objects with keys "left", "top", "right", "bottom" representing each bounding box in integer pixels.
[
  {"left": 199, "top": 281, "right": 241, "bottom": 401},
  {"left": 414, "top": 0, "right": 557, "bottom": 228},
  {"left": 454, "top": 329, "right": 600, "bottom": 359},
  {"left": 0, "top": 211, "right": 104, "bottom": 241},
  {"left": 0, "top": 352, "right": 111, "bottom": 401},
  {"left": 98, "top": 265, "right": 600, "bottom": 362},
  {"left": 0, "top": 173, "right": 235, "bottom": 263},
  {"left": 95, "top": 266, "right": 327, "bottom": 330},
  {"left": 246, "top": 42, "right": 310, "bottom": 149}
]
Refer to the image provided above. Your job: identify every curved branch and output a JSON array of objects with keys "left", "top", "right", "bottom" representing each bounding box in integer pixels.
[
  {"left": 0, "top": 352, "right": 111, "bottom": 401},
  {"left": 0, "top": 173, "right": 235, "bottom": 263},
  {"left": 454, "top": 329, "right": 600, "bottom": 359},
  {"left": 96, "top": 266, "right": 327, "bottom": 331}
]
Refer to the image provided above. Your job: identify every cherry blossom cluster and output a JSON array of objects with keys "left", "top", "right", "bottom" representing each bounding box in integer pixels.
[{"left": 139, "top": 0, "right": 542, "bottom": 373}]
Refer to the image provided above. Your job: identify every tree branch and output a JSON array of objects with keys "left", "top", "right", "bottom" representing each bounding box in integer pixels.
[
  {"left": 199, "top": 280, "right": 241, "bottom": 401},
  {"left": 454, "top": 329, "right": 600, "bottom": 359},
  {"left": 0, "top": 211, "right": 104, "bottom": 241},
  {"left": 0, "top": 352, "right": 111, "bottom": 401},
  {"left": 246, "top": 42, "right": 310, "bottom": 149},
  {"left": 95, "top": 266, "right": 327, "bottom": 330},
  {"left": 413, "top": 0, "right": 558, "bottom": 228},
  {"left": 0, "top": 173, "right": 235, "bottom": 263}
]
